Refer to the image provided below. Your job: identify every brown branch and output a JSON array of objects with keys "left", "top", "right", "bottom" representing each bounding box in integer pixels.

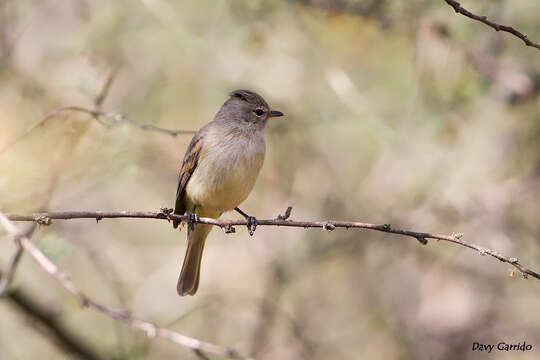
[
  {"left": 0, "top": 223, "right": 36, "bottom": 296},
  {"left": 443, "top": 0, "right": 540, "bottom": 51},
  {"left": 5, "top": 207, "right": 540, "bottom": 281},
  {"left": 5, "top": 286, "right": 104, "bottom": 360},
  {"left": 0, "top": 213, "right": 251, "bottom": 360},
  {"left": 94, "top": 66, "right": 120, "bottom": 110},
  {"left": 0, "top": 246, "right": 23, "bottom": 295},
  {"left": 0, "top": 106, "right": 195, "bottom": 154}
]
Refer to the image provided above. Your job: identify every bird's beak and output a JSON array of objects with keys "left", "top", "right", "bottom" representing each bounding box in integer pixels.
[{"left": 269, "top": 110, "right": 284, "bottom": 118}]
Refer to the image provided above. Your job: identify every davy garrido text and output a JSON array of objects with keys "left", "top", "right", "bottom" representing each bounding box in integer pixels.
[{"left": 472, "top": 342, "right": 533, "bottom": 353}]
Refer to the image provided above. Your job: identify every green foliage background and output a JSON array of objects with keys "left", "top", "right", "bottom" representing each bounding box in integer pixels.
[{"left": 1, "top": 0, "right": 540, "bottom": 359}]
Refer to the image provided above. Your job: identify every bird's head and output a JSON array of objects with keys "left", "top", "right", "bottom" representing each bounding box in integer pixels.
[{"left": 217, "top": 89, "right": 284, "bottom": 129}]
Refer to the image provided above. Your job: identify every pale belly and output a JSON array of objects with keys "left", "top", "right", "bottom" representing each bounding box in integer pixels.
[{"left": 185, "top": 134, "right": 265, "bottom": 213}]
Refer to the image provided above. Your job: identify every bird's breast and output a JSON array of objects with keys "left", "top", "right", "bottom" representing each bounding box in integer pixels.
[{"left": 185, "top": 129, "right": 266, "bottom": 212}]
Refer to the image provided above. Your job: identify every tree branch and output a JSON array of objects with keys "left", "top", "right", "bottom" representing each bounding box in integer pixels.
[
  {"left": 443, "top": 0, "right": 540, "bottom": 51},
  {"left": 0, "top": 106, "right": 195, "bottom": 154},
  {"left": 0, "top": 223, "right": 36, "bottom": 296},
  {"left": 0, "top": 212, "right": 251, "bottom": 360},
  {"left": 5, "top": 207, "right": 540, "bottom": 281},
  {"left": 5, "top": 286, "right": 104, "bottom": 360},
  {"left": 94, "top": 66, "right": 120, "bottom": 110}
]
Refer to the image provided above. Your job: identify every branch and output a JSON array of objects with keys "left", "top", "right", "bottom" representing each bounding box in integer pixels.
[
  {"left": 443, "top": 0, "right": 540, "bottom": 51},
  {"left": 5, "top": 286, "right": 104, "bottom": 360},
  {"left": 6, "top": 207, "right": 540, "bottom": 281},
  {"left": 94, "top": 66, "right": 120, "bottom": 110},
  {"left": 0, "top": 106, "right": 195, "bottom": 154},
  {"left": 0, "top": 223, "right": 36, "bottom": 296},
  {"left": 0, "top": 212, "right": 251, "bottom": 360}
]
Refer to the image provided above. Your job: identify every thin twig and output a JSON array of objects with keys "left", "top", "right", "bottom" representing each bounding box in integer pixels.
[
  {"left": 443, "top": 0, "right": 540, "bottom": 51},
  {"left": 6, "top": 207, "right": 540, "bottom": 281},
  {"left": 0, "top": 106, "right": 195, "bottom": 154},
  {"left": 94, "top": 66, "right": 120, "bottom": 109},
  {"left": 0, "top": 223, "right": 36, "bottom": 296},
  {"left": 0, "top": 246, "right": 23, "bottom": 295},
  {"left": 0, "top": 212, "right": 250, "bottom": 360}
]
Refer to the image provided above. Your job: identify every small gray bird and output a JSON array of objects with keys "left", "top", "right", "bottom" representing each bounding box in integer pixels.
[{"left": 173, "top": 90, "right": 284, "bottom": 296}]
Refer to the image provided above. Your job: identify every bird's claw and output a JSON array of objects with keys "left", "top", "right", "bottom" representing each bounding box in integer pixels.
[
  {"left": 187, "top": 212, "right": 199, "bottom": 231},
  {"left": 246, "top": 216, "right": 258, "bottom": 236}
]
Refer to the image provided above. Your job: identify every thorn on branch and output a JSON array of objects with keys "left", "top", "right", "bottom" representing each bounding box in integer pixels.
[
  {"left": 416, "top": 237, "right": 428, "bottom": 245},
  {"left": 276, "top": 206, "right": 293, "bottom": 220},
  {"left": 35, "top": 215, "right": 52, "bottom": 226},
  {"left": 158, "top": 207, "right": 174, "bottom": 222},
  {"left": 323, "top": 223, "right": 335, "bottom": 231}
]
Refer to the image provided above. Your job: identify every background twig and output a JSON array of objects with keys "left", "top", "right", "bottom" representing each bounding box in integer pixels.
[
  {"left": 443, "top": 0, "right": 540, "bottom": 50},
  {"left": 0, "top": 223, "right": 36, "bottom": 295},
  {"left": 94, "top": 66, "right": 120, "bottom": 110},
  {"left": 5, "top": 286, "right": 104, "bottom": 360},
  {"left": 0, "top": 106, "right": 195, "bottom": 154}
]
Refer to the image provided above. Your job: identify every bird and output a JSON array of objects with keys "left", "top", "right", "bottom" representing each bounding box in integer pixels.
[{"left": 173, "top": 89, "right": 284, "bottom": 296}]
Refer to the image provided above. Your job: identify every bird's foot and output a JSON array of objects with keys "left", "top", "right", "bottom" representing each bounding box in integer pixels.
[
  {"left": 234, "top": 207, "right": 258, "bottom": 236},
  {"left": 187, "top": 212, "right": 199, "bottom": 231},
  {"left": 246, "top": 216, "right": 258, "bottom": 236}
]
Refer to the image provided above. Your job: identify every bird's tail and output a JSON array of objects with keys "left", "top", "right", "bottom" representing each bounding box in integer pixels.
[{"left": 177, "top": 223, "right": 212, "bottom": 296}]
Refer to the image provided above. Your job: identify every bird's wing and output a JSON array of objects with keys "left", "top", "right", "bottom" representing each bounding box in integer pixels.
[{"left": 173, "top": 134, "right": 203, "bottom": 228}]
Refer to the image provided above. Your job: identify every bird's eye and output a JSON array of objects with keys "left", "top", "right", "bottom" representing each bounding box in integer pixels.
[{"left": 254, "top": 108, "right": 265, "bottom": 117}]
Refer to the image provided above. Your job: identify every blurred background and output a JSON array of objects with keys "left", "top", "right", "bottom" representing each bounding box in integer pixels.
[{"left": 1, "top": 0, "right": 540, "bottom": 359}]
